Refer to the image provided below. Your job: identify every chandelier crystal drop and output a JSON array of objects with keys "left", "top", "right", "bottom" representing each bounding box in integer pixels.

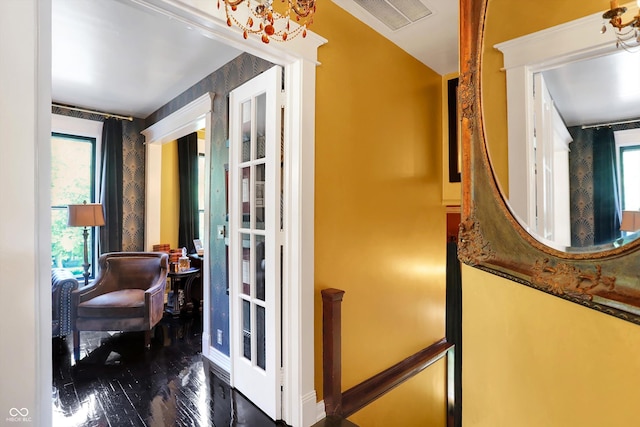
[
  {"left": 602, "top": 0, "right": 640, "bottom": 51},
  {"left": 218, "top": 0, "right": 316, "bottom": 43}
]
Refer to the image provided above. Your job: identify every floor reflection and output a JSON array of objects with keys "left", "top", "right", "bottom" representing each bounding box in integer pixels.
[{"left": 52, "top": 314, "right": 283, "bottom": 426}]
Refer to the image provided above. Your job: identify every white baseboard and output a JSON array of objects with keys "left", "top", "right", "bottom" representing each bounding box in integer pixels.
[
  {"left": 315, "top": 399, "right": 326, "bottom": 423},
  {"left": 203, "top": 345, "right": 231, "bottom": 373}
]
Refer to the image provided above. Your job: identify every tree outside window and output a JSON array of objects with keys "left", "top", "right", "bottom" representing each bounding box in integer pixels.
[{"left": 51, "top": 133, "right": 96, "bottom": 276}]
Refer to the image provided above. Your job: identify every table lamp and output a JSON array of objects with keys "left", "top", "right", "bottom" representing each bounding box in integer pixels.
[{"left": 68, "top": 201, "right": 105, "bottom": 286}]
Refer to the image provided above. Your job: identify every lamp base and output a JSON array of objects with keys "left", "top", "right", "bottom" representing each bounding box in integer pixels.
[{"left": 82, "top": 226, "right": 91, "bottom": 287}]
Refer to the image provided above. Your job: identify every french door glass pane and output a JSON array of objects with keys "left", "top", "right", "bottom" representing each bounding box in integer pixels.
[
  {"left": 256, "top": 93, "right": 266, "bottom": 160},
  {"left": 256, "top": 163, "right": 265, "bottom": 230},
  {"left": 241, "top": 167, "right": 251, "bottom": 229},
  {"left": 256, "top": 305, "right": 266, "bottom": 370},
  {"left": 241, "top": 233, "right": 251, "bottom": 296},
  {"left": 242, "top": 100, "right": 251, "bottom": 162},
  {"left": 255, "top": 234, "right": 266, "bottom": 302},
  {"left": 242, "top": 299, "right": 251, "bottom": 360}
]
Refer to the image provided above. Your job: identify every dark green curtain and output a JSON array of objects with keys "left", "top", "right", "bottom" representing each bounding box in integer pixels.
[
  {"left": 178, "top": 132, "right": 199, "bottom": 254},
  {"left": 446, "top": 240, "right": 462, "bottom": 427},
  {"left": 593, "top": 127, "right": 621, "bottom": 244},
  {"left": 99, "top": 118, "right": 123, "bottom": 254}
]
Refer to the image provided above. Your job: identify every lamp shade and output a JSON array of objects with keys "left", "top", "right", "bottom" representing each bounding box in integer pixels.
[
  {"left": 620, "top": 210, "right": 640, "bottom": 232},
  {"left": 67, "top": 203, "right": 105, "bottom": 227}
]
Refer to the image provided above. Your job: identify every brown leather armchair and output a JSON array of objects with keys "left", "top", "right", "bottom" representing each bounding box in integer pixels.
[{"left": 71, "top": 252, "right": 169, "bottom": 358}]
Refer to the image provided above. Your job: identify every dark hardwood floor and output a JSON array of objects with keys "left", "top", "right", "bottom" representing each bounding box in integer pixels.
[{"left": 52, "top": 313, "right": 287, "bottom": 427}]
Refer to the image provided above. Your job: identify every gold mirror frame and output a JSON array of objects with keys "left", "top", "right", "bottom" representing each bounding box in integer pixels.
[{"left": 459, "top": 0, "right": 640, "bottom": 324}]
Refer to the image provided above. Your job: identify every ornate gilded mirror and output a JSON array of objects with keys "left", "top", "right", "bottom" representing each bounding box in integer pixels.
[{"left": 459, "top": 0, "right": 640, "bottom": 324}]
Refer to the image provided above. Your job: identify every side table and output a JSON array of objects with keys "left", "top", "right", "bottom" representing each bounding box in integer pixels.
[{"left": 166, "top": 267, "right": 200, "bottom": 316}]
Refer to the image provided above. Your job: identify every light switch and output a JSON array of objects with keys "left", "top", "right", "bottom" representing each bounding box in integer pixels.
[{"left": 217, "top": 225, "right": 225, "bottom": 239}]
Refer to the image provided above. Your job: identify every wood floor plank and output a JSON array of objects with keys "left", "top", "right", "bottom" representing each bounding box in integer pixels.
[{"left": 52, "top": 314, "right": 287, "bottom": 426}]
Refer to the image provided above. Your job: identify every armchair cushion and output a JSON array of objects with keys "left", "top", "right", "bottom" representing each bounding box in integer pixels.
[{"left": 77, "top": 289, "right": 146, "bottom": 318}]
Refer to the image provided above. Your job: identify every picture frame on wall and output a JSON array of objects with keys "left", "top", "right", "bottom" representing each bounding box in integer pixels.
[{"left": 448, "top": 77, "right": 461, "bottom": 183}]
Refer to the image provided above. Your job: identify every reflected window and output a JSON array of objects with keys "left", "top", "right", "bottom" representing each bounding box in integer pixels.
[{"left": 620, "top": 146, "right": 640, "bottom": 211}]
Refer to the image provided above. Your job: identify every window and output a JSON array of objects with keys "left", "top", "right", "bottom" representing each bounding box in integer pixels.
[
  {"left": 615, "top": 129, "right": 640, "bottom": 213},
  {"left": 620, "top": 146, "right": 640, "bottom": 211},
  {"left": 51, "top": 133, "right": 98, "bottom": 276},
  {"left": 51, "top": 114, "right": 102, "bottom": 277}
]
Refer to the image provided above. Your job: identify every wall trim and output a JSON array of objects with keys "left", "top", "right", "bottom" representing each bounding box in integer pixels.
[
  {"left": 316, "top": 400, "right": 326, "bottom": 422},
  {"left": 141, "top": 92, "right": 213, "bottom": 145},
  {"left": 205, "top": 346, "right": 232, "bottom": 376},
  {"left": 141, "top": 92, "right": 213, "bottom": 251}
]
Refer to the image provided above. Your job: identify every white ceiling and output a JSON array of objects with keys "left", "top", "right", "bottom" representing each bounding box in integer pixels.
[
  {"left": 52, "top": 0, "right": 459, "bottom": 119},
  {"left": 52, "top": 0, "right": 243, "bottom": 118},
  {"left": 542, "top": 50, "right": 640, "bottom": 128},
  {"left": 53, "top": 0, "right": 631, "bottom": 128}
]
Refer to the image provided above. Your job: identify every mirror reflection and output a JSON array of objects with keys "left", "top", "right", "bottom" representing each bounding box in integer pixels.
[{"left": 486, "top": 0, "right": 640, "bottom": 253}]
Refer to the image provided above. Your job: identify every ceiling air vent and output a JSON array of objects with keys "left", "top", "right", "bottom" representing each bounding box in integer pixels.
[{"left": 352, "top": 0, "right": 432, "bottom": 31}]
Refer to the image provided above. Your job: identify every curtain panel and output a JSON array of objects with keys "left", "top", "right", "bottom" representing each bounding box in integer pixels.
[
  {"left": 178, "top": 132, "right": 199, "bottom": 254},
  {"left": 99, "top": 118, "right": 123, "bottom": 253},
  {"left": 593, "top": 126, "right": 621, "bottom": 245}
]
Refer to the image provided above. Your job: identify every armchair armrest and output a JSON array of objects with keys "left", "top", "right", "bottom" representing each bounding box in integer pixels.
[
  {"left": 145, "top": 273, "right": 168, "bottom": 326},
  {"left": 52, "top": 268, "right": 79, "bottom": 337},
  {"left": 145, "top": 275, "right": 167, "bottom": 299}
]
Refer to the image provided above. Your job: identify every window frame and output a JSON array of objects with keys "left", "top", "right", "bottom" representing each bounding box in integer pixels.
[
  {"left": 51, "top": 114, "right": 103, "bottom": 278},
  {"left": 614, "top": 128, "right": 640, "bottom": 212}
]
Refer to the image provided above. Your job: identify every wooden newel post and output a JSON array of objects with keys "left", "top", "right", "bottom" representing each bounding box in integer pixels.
[{"left": 322, "top": 288, "right": 345, "bottom": 416}]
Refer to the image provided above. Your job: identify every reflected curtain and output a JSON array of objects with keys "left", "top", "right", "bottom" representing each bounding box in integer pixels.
[
  {"left": 178, "top": 132, "right": 199, "bottom": 254},
  {"left": 446, "top": 240, "right": 462, "bottom": 427},
  {"left": 593, "top": 127, "right": 621, "bottom": 245},
  {"left": 99, "top": 118, "right": 123, "bottom": 253}
]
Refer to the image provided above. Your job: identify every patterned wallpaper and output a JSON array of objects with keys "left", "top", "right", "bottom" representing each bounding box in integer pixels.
[
  {"left": 145, "top": 52, "right": 275, "bottom": 356},
  {"left": 122, "top": 119, "right": 146, "bottom": 251},
  {"left": 568, "top": 127, "right": 595, "bottom": 247},
  {"left": 51, "top": 107, "right": 146, "bottom": 252},
  {"left": 568, "top": 121, "right": 640, "bottom": 248}
]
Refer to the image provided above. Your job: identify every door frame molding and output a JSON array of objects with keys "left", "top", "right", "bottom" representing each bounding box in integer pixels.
[{"left": 141, "top": 92, "right": 214, "bottom": 369}]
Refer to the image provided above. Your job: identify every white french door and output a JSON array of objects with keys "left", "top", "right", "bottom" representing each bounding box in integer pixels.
[{"left": 228, "top": 65, "right": 283, "bottom": 420}]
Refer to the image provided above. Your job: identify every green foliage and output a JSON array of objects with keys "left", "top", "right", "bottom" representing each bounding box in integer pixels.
[{"left": 51, "top": 134, "right": 95, "bottom": 276}]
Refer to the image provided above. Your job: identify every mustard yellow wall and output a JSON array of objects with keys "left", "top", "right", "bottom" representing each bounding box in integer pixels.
[
  {"left": 463, "top": 265, "right": 640, "bottom": 426},
  {"left": 160, "top": 140, "right": 179, "bottom": 248},
  {"left": 348, "top": 358, "right": 447, "bottom": 427},
  {"left": 312, "top": 3, "right": 447, "bottom": 425},
  {"left": 467, "top": 2, "right": 640, "bottom": 426}
]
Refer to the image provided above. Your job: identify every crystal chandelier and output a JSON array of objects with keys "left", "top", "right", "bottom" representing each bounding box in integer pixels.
[
  {"left": 602, "top": 0, "right": 640, "bottom": 50},
  {"left": 218, "top": 0, "right": 316, "bottom": 43}
]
